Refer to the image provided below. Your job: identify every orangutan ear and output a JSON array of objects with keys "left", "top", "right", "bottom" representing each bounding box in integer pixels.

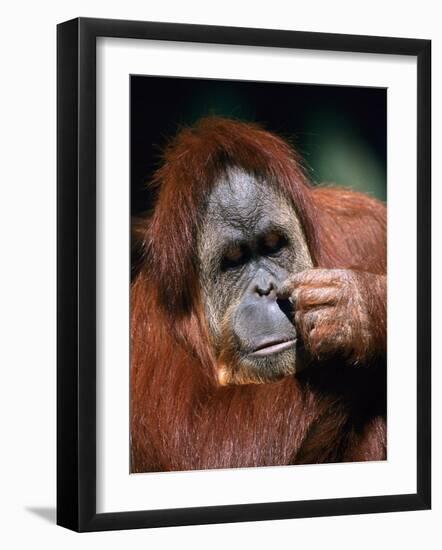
[{"left": 131, "top": 216, "right": 149, "bottom": 280}]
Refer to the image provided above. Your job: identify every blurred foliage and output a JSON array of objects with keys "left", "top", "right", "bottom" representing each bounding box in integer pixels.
[{"left": 305, "top": 111, "right": 386, "bottom": 201}]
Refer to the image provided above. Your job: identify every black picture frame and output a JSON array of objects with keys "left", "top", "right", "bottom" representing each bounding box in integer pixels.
[{"left": 57, "top": 17, "right": 431, "bottom": 532}]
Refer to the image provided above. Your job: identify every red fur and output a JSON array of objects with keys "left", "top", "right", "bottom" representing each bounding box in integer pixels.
[{"left": 131, "top": 117, "right": 386, "bottom": 472}]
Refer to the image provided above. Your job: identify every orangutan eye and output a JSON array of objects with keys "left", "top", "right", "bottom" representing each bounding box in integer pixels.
[
  {"left": 261, "top": 231, "right": 288, "bottom": 256},
  {"left": 221, "top": 244, "right": 249, "bottom": 271}
]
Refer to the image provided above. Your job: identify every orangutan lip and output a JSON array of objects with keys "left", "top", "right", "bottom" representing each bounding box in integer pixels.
[{"left": 251, "top": 338, "right": 297, "bottom": 356}]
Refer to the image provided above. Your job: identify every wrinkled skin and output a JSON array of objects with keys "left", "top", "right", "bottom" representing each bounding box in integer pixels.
[{"left": 198, "top": 168, "right": 312, "bottom": 384}]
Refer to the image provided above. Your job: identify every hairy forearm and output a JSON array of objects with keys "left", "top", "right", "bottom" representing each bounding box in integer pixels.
[{"left": 354, "top": 271, "right": 386, "bottom": 364}]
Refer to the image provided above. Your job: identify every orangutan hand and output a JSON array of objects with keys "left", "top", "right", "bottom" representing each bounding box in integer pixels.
[{"left": 278, "top": 269, "right": 386, "bottom": 366}]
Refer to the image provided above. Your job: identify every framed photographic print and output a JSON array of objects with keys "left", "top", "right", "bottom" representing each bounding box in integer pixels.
[{"left": 57, "top": 17, "right": 431, "bottom": 532}]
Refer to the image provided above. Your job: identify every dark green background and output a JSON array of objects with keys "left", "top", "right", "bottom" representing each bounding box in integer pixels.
[{"left": 131, "top": 76, "right": 386, "bottom": 215}]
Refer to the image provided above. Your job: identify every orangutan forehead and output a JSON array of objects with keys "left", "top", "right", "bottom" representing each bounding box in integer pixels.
[{"left": 203, "top": 167, "right": 295, "bottom": 234}]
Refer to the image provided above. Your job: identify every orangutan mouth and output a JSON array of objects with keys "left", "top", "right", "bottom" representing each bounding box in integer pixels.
[{"left": 251, "top": 338, "right": 297, "bottom": 357}]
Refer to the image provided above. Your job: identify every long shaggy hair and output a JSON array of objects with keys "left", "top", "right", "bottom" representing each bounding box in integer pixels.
[{"left": 131, "top": 117, "right": 386, "bottom": 473}]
